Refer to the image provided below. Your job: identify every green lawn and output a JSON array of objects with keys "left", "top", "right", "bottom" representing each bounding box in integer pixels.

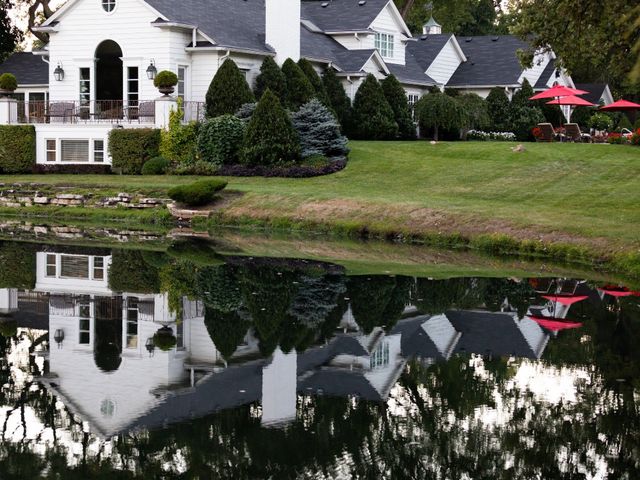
[{"left": 1, "top": 141, "right": 639, "bottom": 255}]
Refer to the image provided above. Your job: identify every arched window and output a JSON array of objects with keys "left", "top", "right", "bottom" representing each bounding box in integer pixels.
[{"left": 102, "top": 0, "right": 116, "bottom": 13}]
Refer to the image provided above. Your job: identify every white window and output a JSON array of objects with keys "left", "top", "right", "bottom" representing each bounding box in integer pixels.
[
  {"left": 93, "top": 140, "right": 105, "bottom": 163},
  {"left": 370, "top": 341, "right": 390, "bottom": 369},
  {"left": 177, "top": 66, "right": 187, "bottom": 100},
  {"left": 60, "top": 255, "right": 90, "bottom": 278},
  {"left": 375, "top": 33, "right": 394, "bottom": 59},
  {"left": 46, "top": 139, "right": 57, "bottom": 162},
  {"left": 93, "top": 256, "right": 105, "bottom": 279},
  {"left": 79, "top": 296, "right": 91, "bottom": 345},
  {"left": 46, "top": 254, "right": 57, "bottom": 277},
  {"left": 79, "top": 68, "right": 90, "bottom": 106},
  {"left": 126, "top": 297, "right": 139, "bottom": 348},
  {"left": 61, "top": 140, "right": 89, "bottom": 163},
  {"left": 102, "top": 0, "right": 116, "bottom": 13},
  {"left": 127, "top": 66, "right": 139, "bottom": 107},
  {"left": 407, "top": 94, "right": 420, "bottom": 120}
]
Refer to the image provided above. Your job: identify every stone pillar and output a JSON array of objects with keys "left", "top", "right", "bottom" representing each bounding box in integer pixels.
[
  {"left": 154, "top": 96, "right": 178, "bottom": 130},
  {"left": 0, "top": 97, "right": 18, "bottom": 125}
]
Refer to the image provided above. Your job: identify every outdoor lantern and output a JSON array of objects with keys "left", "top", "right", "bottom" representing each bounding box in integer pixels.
[
  {"left": 54, "top": 329, "right": 65, "bottom": 347},
  {"left": 145, "top": 337, "right": 155, "bottom": 356},
  {"left": 146, "top": 59, "right": 157, "bottom": 80},
  {"left": 53, "top": 63, "right": 65, "bottom": 81}
]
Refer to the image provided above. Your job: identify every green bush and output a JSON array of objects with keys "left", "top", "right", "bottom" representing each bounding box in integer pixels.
[
  {"left": 0, "top": 242, "right": 36, "bottom": 289},
  {"left": 141, "top": 156, "right": 170, "bottom": 175},
  {"left": 168, "top": 179, "right": 228, "bottom": 206},
  {"left": 0, "top": 319, "right": 17, "bottom": 338},
  {"left": 292, "top": 98, "right": 348, "bottom": 158},
  {"left": 618, "top": 114, "right": 633, "bottom": 131},
  {"left": 282, "top": 58, "right": 315, "bottom": 110},
  {"left": 381, "top": 75, "right": 416, "bottom": 139},
  {"left": 458, "top": 93, "right": 491, "bottom": 132},
  {"left": 322, "top": 68, "right": 352, "bottom": 131},
  {"left": 109, "top": 128, "right": 161, "bottom": 174},
  {"left": 108, "top": 250, "right": 160, "bottom": 293},
  {"left": 153, "top": 327, "right": 177, "bottom": 351},
  {"left": 0, "top": 73, "right": 17, "bottom": 91},
  {"left": 159, "top": 100, "right": 198, "bottom": 164},
  {"left": 255, "top": 56, "right": 287, "bottom": 101},
  {"left": 0, "top": 125, "right": 35, "bottom": 173},
  {"left": 206, "top": 59, "right": 255, "bottom": 118},
  {"left": 510, "top": 104, "right": 545, "bottom": 141},
  {"left": 242, "top": 89, "right": 301, "bottom": 166},
  {"left": 154, "top": 70, "right": 178, "bottom": 89},
  {"left": 416, "top": 92, "right": 463, "bottom": 141},
  {"left": 298, "top": 58, "right": 330, "bottom": 106},
  {"left": 197, "top": 114, "right": 245, "bottom": 166},
  {"left": 350, "top": 74, "right": 398, "bottom": 140},
  {"left": 486, "top": 87, "right": 511, "bottom": 132},
  {"left": 170, "top": 160, "right": 218, "bottom": 176},
  {"left": 589, "top": 112, "right": 614, "bottom": 131},
  {"left": 634, "top": 118, "right": 640, "bottom": 131}
]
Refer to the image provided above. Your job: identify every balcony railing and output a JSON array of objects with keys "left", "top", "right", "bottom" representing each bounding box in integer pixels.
[{"left": 13, "top": 100, "right": 206, "bottom": 125}]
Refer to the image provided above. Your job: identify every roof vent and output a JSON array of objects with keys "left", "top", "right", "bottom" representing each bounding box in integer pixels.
[
  {"left": 492, "top": 36, "right": 499, "bottom": 42},
  {"left": 359, "top": 0, "right": 367, "bottom": 5},
  {"left": 321, "top": 2, "right": 329, "bottom": 7},
  {"left": 420, "top": 35, "right": 428, "bottom": 41},
  {"left": 465, "top": 37, "right": 472, "bottom": 42}
]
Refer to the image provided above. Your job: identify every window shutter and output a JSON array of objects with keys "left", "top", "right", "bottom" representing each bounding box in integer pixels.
[{"left": 61, "top": 140, "right": 89, "bottom": 162}]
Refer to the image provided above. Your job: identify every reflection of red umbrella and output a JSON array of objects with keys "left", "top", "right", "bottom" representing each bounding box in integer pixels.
[
  {"left": 542, "top": 295, "right": 588, "bottom": 306},
  {"left": 530, "top": 85, "right": 589, "bottom": 100},
  {"left": 599, "top": 99, "right": 640, "bottom": 111},
  {"left": 546, "top": 95, "right": 596, "bottom": 107},
  {"left": 529, "top": 315, "right": 583, "bottom": 332},
  {"left": 598, "top": 287, "right": 634, "bottom": 298}
]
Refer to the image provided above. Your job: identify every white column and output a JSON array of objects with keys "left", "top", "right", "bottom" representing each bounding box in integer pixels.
[
  {"left": 154, "top": 96, "right": 178, "bottom": 130},
  {"left": 261, "top": 347, "right": 297, "bottom": 427},
  {"left": 0, "top": 288, "right": 18, "bottom": 314},
  {"left": 0, "top": 98, "right": 18, "bottom": 124}
]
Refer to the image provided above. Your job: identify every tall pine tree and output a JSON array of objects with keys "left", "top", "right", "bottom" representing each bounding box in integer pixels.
[
  {"left": 254, "top": 56, "right": 287, "bottom": 101},
  {"left": 486, "top": 87, "right": 511, "bottom": 132},
  {"left": 381, "top": 75, "right": 417, "bottom": 139},
  {"left": 350, "top": 74, "right": 398, "bottom": 140},
  {"left": 205, "top": 59, "right": 255, "bottom": 118},
  {"left": 281, "top": 58, "right": 315, "bottom": 110},
  {"left": 322, "top": 67, "right": 352, "bottom": 131},
  {"left": 297, "top": 58, "right": 330, "bottom": 105},
  {"left": 292, "top": 98, "right": 349, "bottom": 158}
]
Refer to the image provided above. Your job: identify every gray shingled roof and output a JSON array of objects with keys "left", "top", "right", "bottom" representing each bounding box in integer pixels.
[
  {"left": 0, "top": 52, "right": 48, "bottom": 86},
  {"left": 534, "top": 58, "right": 557, "bottom": 89},
  {"left": 447, "top": 35, "right": 529, "bottom": 87},
  {"left": 387, "top": 50, "right": 437, "bottom": 86},
  {"left": 407, "top": 34, "right": 452, "bottom": 71},
  {"left": 301, "top": 0, "right": 390, "bottom": 32},
  {"left": 301, "top": 25, "right": 377, "bottom": 73},
  {"left": 145, "top": 0, "right": 273, "bottom": 53},
  {"left": 574, "top": 83, "right": 607, "bottom": 105}
]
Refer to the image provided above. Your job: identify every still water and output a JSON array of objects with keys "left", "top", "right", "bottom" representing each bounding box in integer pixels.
[{"left": 0, "top": 239, "right": 638, "bottom": 479}]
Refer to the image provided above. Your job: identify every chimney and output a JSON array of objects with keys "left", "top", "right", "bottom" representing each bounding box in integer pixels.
[{"left": 265, "top": 0, "right": 301, "bottom": 64}]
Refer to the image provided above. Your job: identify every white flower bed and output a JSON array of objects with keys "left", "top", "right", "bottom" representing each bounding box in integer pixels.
[{"left": 467, "top": 130, "right": 517, "bottom": 141}]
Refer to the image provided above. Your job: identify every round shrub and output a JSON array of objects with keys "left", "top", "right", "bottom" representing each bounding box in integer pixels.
[
  {"left": 168, "top": 179, "right": 228, "bottom": 206},
  {"left": 0, "top": 73, "right": 17, "bottom": 92},
  {"left": 154, "top": 70, "right": 178, "bottom": 89},
  {"left": 141, "top": 156, "right": 170, "bottom": 175},
  {"left": 0, "top": 318, "right": 17, "bottom": 338},
  {"left": 153, "top": 327, "right": 177, "bottom": 352},
  {"left": 416, "top": 92, "right": 464, "bottom": 140},
  {"left": 197, "top": 115, "right": 245, "bottom": 166},
  {"left": 589, "top": 113, "right": 613, "bottom": 131}
]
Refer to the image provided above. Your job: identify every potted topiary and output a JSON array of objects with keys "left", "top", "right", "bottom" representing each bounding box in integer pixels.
[
  {"left": 0, "top": 73, "right": 18, "bottom": 97},
  {"left": 154, "top": 70, "right": 178, "bottom": 96},
  {"left": 153, "top": 326, "right": 177, "bottom": 351},
  {"left": 0, "top": 316, "right": 17, "bottom": 338}
]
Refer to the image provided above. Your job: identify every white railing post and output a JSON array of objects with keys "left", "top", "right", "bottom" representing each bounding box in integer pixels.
[
  {"left": 0, "top": 97, "right": 18, "bottom": 124},
  {"left": 154, "top": 96, "right": 178, "bottom": 130}
]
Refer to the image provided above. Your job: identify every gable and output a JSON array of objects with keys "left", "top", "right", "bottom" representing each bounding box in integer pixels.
[
  {"left": 370, "top": 1, "right": 412, "bottom": 38},
  {"left": 42, "top": 0, "right": 165, "bottom": 27},
  {"left": 301, "top": 0, "right": 390, "bottom": 33},
  {"left": 425, "top": 36, "right": 465, "bottom": 85}
]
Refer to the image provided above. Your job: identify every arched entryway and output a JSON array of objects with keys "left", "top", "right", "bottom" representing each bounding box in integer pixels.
[{"left": 95, "top": 40, "right": 123, "bottom": 102}]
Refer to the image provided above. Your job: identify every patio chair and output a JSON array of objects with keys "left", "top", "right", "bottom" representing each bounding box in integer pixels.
[
  {"left": 137, "top": 101, "right": 155, "bottom": 123},
  {"left": 565, "top": 123, "right": 591, "bottom": 143},
  {"left": 536, "top": 123, "right": 555, "bottom": 142},
  {"left": 46, "top": 102, "right": 75, "bottom": 123}
]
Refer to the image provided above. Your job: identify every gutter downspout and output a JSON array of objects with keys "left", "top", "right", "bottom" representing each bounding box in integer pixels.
[
  {"left": 346, "top": 75, "right": 354, "bottom": 101},
  {"left": 192, "top": 28, "right": 197, "bottom": 49}
]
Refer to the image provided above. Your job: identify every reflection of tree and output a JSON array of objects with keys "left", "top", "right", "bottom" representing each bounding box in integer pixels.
[
  {"left": 197, "top": 264, "right": 243, "bottom": 313},
  {"left": 347, "top": 276, "right": 412, "bottom": 333},
  {"left": 204, "top": 308, "right": 250, "bottom": 360},
  {"left": 108, "top": 250, "right": 160, "bottom": 294},
  {"left": 415, "top": 277, "right": 482, "bottom": 314}
]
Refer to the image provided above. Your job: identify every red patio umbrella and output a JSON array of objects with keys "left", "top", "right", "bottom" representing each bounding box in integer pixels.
[
  {"left": 530, "top": 85, "right": 589, "bottom": 101},
  {"left": 529, "top": 315, "right": 583, "bottom": 332},
  {"left": 542, "top": 295, "right": 589, "bottom": 306},
  {"left": 599, "top": 99, "right": 640, "bottom": 111},
  {"left": 546, "top": 95, "right": 596, "bottom": 107}
]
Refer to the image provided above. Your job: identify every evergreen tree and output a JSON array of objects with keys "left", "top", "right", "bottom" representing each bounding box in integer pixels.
[
  {"left": 322, "top": 67, "right": 352, "bottom": 131},
  {"left": 415, "top": 92, "right": 463, "bottom": 141},
  {"left": 205, "top": 59, "right": 255, "bottom": 118},
  {"left": 511, "top": 78, "right": 534, "bottom": 108},
  {"left": 510, "top": 79, "right": 544, "bottom": 140},
  {"left": 292, "top": 98, "right": 349, "bottom": 158},
  {"left": 254, "top": 56, "right": 287, "bottom": 101},
  {"left": 458, "top": 93, "right": 491, "bottom": 132},
  {"left": 242, "top": 89, "right": 301, "bottom": 166},
  {"left": 0, "top": 0, "right": 22, "bottom": 61},
  {"left": 281, "top": 58, "right": 315, "bottom": 110},
  {"left": 297, "top": 58, "right": 330, "bottom": 105},
  {"left": 204, "top": 308, "right": 250, "bottom": 360},
  {"left": 350, "top": 74, "right": 399, "bottom": 140},
  {"left": 381, "top": 74, "right": 417, "bottom": 139},
  {"left": 485, "top": 87, "right": 512, "bottom": 132}
]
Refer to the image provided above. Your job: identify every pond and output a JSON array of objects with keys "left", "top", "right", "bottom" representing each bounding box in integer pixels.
[{"left": 0, "top": 236, "right": 638, "bottom": 479}]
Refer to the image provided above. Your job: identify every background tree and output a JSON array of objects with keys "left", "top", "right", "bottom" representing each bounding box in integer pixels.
[
  {"left": 13, "top": 0, "right": 53, "bottom": 45},
  {"left": 509, "top": 79, "right": 544, "bottom": 140},
  {"left": 281, "top": 58, "right": 314, "bottom": 110},
  {"left": 381, "top": 75, "right": 417, "bottom": 139},
  {"left": 415, "top": 91, "right": 463, "bottom": 140},
  {"left": 350, "top": 74, "right": 398, "bottom": 140},
  {"left": 485, "top": 87, "right": 511, "bottom": 132},
  {"left": 205, "top": 59, "right": 255, "bottom": 118},
  {"left": 292, "top": 98, "right": 349, "bottom": 158},
  {"left": 0, "top": 1, "right": 22, "bottom": 61},
  {"left": 297, "top": 58, "right": 330, "bottom": 106},
  {"left": 322, "top": 68, "right": 352, "bottom": 131},
  {"left": 242, "top": 89, "right": 300, "bottom": 166},
  {"left": 457, "top": 93, "right": 491, "bottom": 132},
  {"left": 254, "top": 56, "right": 287, "bottom": 101}
]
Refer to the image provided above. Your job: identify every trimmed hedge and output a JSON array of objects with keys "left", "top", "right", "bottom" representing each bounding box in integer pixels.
[
  {"left": 0, "top": 125, "right": 35, "bottom": 173},
  {"left": 218, "top": 157, "right": 347, "bottom": 178},
  {"left": 197, "top": 114, "right": 245, "bottom": 166},
  {"left": 108, "top": 128, "right": 161, "bottom": 174},
  {"left": 142, "top": 156, "right": 170, "bottom": 175},
  {"left": 33, "top": 164, "right": 111, "bottom": 174},
  {"left": 168, "top": 179, "right": 228, "bottom": 206}
]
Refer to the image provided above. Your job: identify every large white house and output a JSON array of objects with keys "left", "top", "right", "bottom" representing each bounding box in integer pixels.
[{"left": 0, "top": 0, "right": 579, "bottom": 165}]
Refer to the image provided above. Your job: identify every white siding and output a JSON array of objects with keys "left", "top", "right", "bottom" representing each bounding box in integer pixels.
[
  {"left": 47, "top": 0, "right": 190, "bottom": 103},
  {"left": 370, "top": 4, "right": 407, "bottom": 65},
  {"left": 519, "top": 53, "right": 549, "bottom": 87},
  {"left": 426, "top": 38, "right": 464, "bottom": 85},
  {"left": 187, "top": 316, "right": 219, "bottom": 364},
  {"left": 190, "top": 51, "right": 220, "bottom": 103},
  {"left": 422, "top": 314, "right": 459, "bottom": 357},
  {"left": 330, "top": 33, "right": 375, "bottom": 51}
]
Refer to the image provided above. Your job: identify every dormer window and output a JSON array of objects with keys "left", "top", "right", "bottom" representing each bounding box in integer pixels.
[
  {"left": 102, "top": 0, "right": 116, "bottom": 12},
  {"left": 375, "top": 32, "right": 394, "bottom": 59}
]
